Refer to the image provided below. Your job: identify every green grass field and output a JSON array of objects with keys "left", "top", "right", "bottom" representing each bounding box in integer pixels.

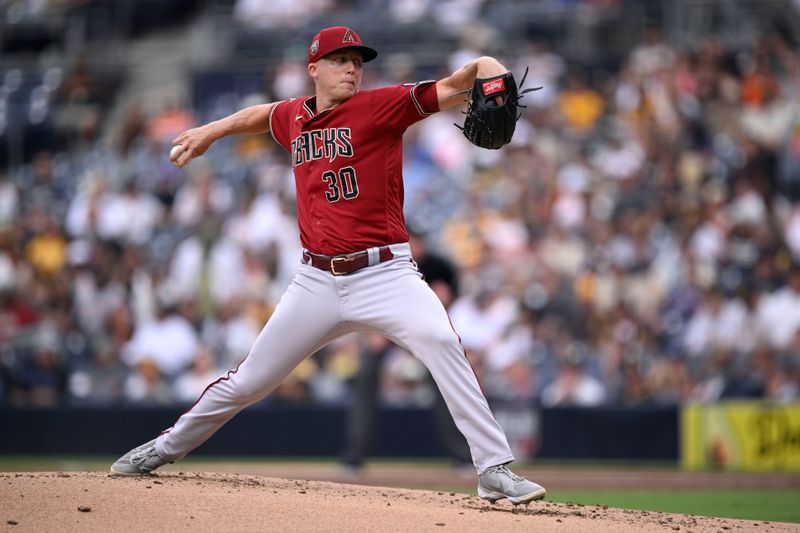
[
  {"left": 545, "top": 489, "right": 800, "bottom": 524},
  {"left": 414, "top": 485, "right": 800, "bottom": 523}
]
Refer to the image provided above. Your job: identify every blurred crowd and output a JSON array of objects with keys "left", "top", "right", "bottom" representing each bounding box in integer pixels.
[{"left": 1, "top": 17, "right": 799, "bottom": 410}]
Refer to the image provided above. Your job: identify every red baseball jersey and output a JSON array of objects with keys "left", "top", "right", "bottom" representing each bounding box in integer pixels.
[{"left": 269, "top": 81, "right": 440, "bottom": 255}]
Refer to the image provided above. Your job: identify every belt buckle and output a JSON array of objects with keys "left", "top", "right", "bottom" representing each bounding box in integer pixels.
[{"left": 330, "top": 256, "right": 348, "bottom": 276}]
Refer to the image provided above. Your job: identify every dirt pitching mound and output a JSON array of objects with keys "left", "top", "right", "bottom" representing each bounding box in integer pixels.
[{"left": 0, "top": 472, "right": 792, "bottom": 532}]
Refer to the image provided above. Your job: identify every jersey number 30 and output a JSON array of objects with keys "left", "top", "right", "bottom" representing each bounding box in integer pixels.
[{"left": 321, "top": 166, "right": 359, "bottom": 203}]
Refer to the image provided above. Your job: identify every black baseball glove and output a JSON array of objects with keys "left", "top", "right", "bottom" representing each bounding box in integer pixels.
[{"left": 456, "top": 68, "right": 541, "bottom": 150}]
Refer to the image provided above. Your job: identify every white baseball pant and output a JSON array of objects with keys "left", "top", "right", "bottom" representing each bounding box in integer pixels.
[{"left": 154, "top": 242, "right": 514, "bottom": 473}]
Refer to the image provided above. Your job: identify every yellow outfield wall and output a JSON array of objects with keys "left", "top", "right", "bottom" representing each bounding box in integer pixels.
[{"left": 682, "top": 402, "right": 800, "bottom": 472}]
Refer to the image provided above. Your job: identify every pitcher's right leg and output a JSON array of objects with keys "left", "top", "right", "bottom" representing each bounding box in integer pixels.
[
  {"left": 341, "top": 250, "right": 514, "bottom": 472},
  {"left": 153, "top": 265, "right": 344, "bottom": 462}
]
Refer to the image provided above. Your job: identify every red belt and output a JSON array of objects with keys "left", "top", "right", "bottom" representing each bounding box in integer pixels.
[{"left": 303, "top": 247, "right": 395, "bottom": 276}]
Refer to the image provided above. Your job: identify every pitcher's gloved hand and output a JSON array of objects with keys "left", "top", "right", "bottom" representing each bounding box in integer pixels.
[{"left": 457, "top": 69, "right": 541, "bottom": 150}]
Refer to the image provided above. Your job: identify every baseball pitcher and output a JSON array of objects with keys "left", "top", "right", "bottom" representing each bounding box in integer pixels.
[{"left": 111, "top": 26, "right": 545, "bottom": 505}]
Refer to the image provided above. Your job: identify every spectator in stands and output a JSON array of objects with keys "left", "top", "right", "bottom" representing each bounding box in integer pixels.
[
  {"left": 24, "top": 213, "right": 67, "bottom": 279},
  {"left": 147, "top": 100, "right": 195, "bottom": 143},
  {"left": 54, "top": 54, "right": 109, "bottom": 148},
  {"left": 0, "top": 239, "right": 16, "bottom": 293},
  {"left": 168, "top": 217, "right": 245, "bottom": 315},
  {"left": 541, "top": 349, "right": 606, "bottom": 407},
  {"left": 769, "top": 333, "right": 799, "bottom": 403},
  {"left": 646, "top": 355, "right": 693, "bottom": 405},
  {"left": 173, "top": 345, "right": 223, "bottom": 404},
  {"left": 65, "top": 176, "right": 106, "bottom": 240},
  {"left": 0, "top": 172, "right": 19, "bottom": 230},
  {"left": 558, "top": 69, "right": 606, "bottom": 136},
  {"left": 630, "top": 27, "right": 675, "bottom": 76},
  {"left": 171, "top": 166, "right": 234, "bottom": 229},
  {"left": 11, "top": 325, "right": 68, "bottom": 407},
  {"left": 233, "top": 0, "right": 332, "bottom": 30},
  {"left": 778, "top": 122, "right": 800, "bottom": 202},
  {"left": 123, "top": 358, "right": 173, "bottom": 406},
  {"left": 514, "top": 41, "right": 565, "bottom": 110},
  {"left": 270, "top": 358, "right": 316, "bottom": 405},
  {"left": 307, "top": 335, "right": 358, "bottom": 405},
  {"left": 755, "top": 265, "right": 800, "bottom": 351},
  {"left": 71, "top": 243, "right": 127, "bottom": 336},
  {"left": 98, "top": 179, "right": 164, "bottom": 245},
  {"left": 68, "top": 337, "right": 127, "bottom": 406},
  {"left": 116, "top": 98, "right": 148, "bottom": 156},
  {"left": 272, "top": 61, "right": 312, "bottom": 100},
  {"left": 18, "top": 151, "right": 70, "bottom": 217},
  {"left": 215, "top": 296, "right": 265, "bottom": 369},
  {"left": 449, "top": 285, "right": 519, "bottom": 355},
  {"left": 121, "top": 296, "right": 199, "bottom": 378},
  {"left": 683, "top": 285, "right": 750, "bottom": 358},
  {"left": 58, "top": 54, "right": 101, "bottom": 105}
]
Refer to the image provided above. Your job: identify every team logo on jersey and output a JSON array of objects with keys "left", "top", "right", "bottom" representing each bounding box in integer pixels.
[
  {"left": 310, "top": 40, "right": 320, "bottom": 56},
  {"left": 342, "top": 29, "right": 357, "bottom": 44},
  {"left": 291, "top": 127, "right": 353, "bottom": 167},
  {"left": 482, "top": 78, "right": 506, "bottom": 96}
]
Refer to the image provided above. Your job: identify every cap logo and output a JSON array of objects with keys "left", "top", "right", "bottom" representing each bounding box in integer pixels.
[
  {"left": 482, "top": 78, "right": 506, "bottom": 96},
  {"left": 342, "top": 28, "right": 357, "bottom": 44},
  {"left": 310, "top": 40, "right": 320, "bottom": 56}
]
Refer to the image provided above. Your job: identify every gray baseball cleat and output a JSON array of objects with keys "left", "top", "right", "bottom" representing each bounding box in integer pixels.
[
  {"left": 110, "top": 438, "right": 170, "bottom": 476},
  {"left": 477, "top": 464, "right": 546, "bottom": 505}
]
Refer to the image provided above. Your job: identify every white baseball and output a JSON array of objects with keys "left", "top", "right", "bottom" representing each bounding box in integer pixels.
[{"left": 170, "top": 144, "right": 185, "bottom": 161}]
